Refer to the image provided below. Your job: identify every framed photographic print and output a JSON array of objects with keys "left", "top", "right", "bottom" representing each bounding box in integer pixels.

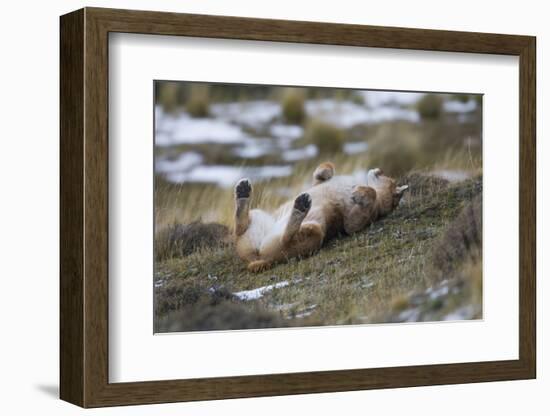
[{"left": 60, "top": 7, "right": 536, "bottom": 408}]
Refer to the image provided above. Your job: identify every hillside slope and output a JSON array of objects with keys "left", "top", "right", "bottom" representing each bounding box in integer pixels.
[{"left": 154, "top": 173, "right": 482, "bottom": 332}]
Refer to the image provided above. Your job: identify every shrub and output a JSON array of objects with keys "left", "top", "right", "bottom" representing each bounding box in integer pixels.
[
  {"left": 154, "top": 283, "right": 290, "bottom": 332},
  {"left": 186, "top": 84, "right": 210, "bottom": 117},
  {"left": 156, "top": 301, "right": 288, "bottom": 332},
  {"left": 350, "top": 92, "right": 365, "bottom": 105},
  {"left": 432, "top": 196, "right": 482, "bottom": 276},
  {"left": 155, "top": 221, "right": 231, "bottom": 261},
  {"left": 365, "top": 123, "right": 422, "bottom": 176},
  {"left": 461, "top": 257, "right": 482, "bottom": 309},
  {"left": 399, "top": 173, "right": 449, "bottom": 198},
  {"left": 305, "top": 120, "right": 344, "bottom": 154},
  {"left": 157, "top": 82, "right": 179, "bottom": 113},
  {"left": 281, "top": 89, "right": 306, "bottom": 124},
  {"left": 451, "top": 93, "right": 471, "bottom": 103},
  {"left": 417, "top": 94, "right": 443, "bottom": 119}
]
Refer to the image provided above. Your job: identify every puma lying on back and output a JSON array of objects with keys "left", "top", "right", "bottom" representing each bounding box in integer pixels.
[{"left": 234, "top": 162, "right": 409, "bottom": 272}]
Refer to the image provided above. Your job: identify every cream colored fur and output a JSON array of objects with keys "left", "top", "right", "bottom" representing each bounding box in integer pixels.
[{"left": 234, "top": 163, "right": 408, "bottom": 272}]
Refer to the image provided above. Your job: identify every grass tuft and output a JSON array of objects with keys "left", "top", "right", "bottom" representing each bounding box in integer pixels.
[
  {"left": 186, "top": 84, "right": 210, "bottom": 117},
  {"left": 156, "top": 302, "right": 290, "bottom": 333},
  {"left": 305, "top": 119, "right": 344, "bottom": 154},
  {"left": 157, "top": 82, "right": 180, "bottom": 113},
  {"left": 281, "top": 88, "right": 306, "bottom": 124},
  {"left": 416, "top": 94, "right": 443, "bottom": 119},
  {"left": 432, "top": 196, "right": 482, "bottom": 276},
  {"left": 365, "top": 123, "right": 423, "bottom": 176},
  {"left": 155, "top": 221, "right": 231, "bottom": 261}
]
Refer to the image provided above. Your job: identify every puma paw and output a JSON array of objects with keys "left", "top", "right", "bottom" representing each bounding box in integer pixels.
[
  {"left": 247, "top": 260, "right": 271, "bottom": 273},
  {"left": 294, "top": 193, "right": 312, "bottom": 213},
  {"left": 235, "top": 178, "right": 252, "bottom": 199}
]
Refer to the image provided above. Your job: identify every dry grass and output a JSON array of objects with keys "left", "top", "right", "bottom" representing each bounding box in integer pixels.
[
  {"left": 364, "top": 119, "right": 482, "bottom": 177},
  {"left": 417, "top": 94, "right": 443, "bottom": 119},
  {"left": 432, "top": 195, "right": 482, "bottom": 276},
  {"left": 154, "top": 173, "right": 483, "bottom": 332},
  {"left": 154, "top": 125, "right": 482, "bottom": 231},
  {"left": 281, "top": 88, "right": 306, "bottom": 124},
  {"left": 379, "top": 195, "right": 483, "bottom": 323},
  {"left": 304, "top": 119, "right": 344, "bottom": 154},
  {"left": 185, "top": 84, "right": 210, "bottom": 117},
  {"left": 152, "top": 85, "right": 483, "bottom": 331},
  {"left": 154, "top": 154, "right": 378, "bottom": 230},
  {"left": 157, "top": 82, "right": 179, "bottom": 113},
  {"left": 155, "top": 222, "right": 231, "bottom": 261}
]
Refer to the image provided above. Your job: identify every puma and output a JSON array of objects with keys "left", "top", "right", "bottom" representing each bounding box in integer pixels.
[{"left": 234, "top": 162, "right": 408, "bottom": 272}]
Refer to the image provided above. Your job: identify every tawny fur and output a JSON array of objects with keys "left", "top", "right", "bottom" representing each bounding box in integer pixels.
[{"left": 234, "top": 164, "right": 408, "bottom": 272}]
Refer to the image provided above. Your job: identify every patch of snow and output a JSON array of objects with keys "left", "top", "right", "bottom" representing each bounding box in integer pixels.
[
  {"left": 210, "top": 100, "right": 281, "bottom": 128},
  {"left": 368, "top": 106, "right": 420, "bottom": 124},
  {"left": 398, "top": 308, "right": 421, "bottom": 322},
  {"left": 155, "top": 105, "right": 164, "bottom": 122},
  {"left": 282, "top": 144, "right": 318, "bottom": 162},
  {"left": 233, "top": 281, "right": 290, "bottom": 301},
  {"left": 443, "top": 99, "right": 477, "bottom": 113},
  {"left": 429, "top": 285, "right": 449, "bottom": 300},
  {"left": 343, "top": 141, "right": 369, "bottom": 154},
  {"left": 166, "top": 166, "right": 243, "bottom": 188},
  {"left": 233, "top": 138, "right": 274, "bottom": 159},
  {"left": 155, "top": 152, "right": 203, "bottom": 173},
  {"left": 233, "top": 146, "right": 270, "bottom": 159},
  {"left": 306, "top": 99, "right": 371, "bottom": 128},
  {"left": 361, "top": 281, "right": 375, "bottom": 289},
  {"left": 172, "top": 117, "right": 247, "bottom": 144},
  {"left": 155, "top": 112, "right": 251, "bottom": 146},
  {"left": 273, "top": 302, "right": 299, "bottom": 311},
  {"left": 255, "top": 165, "right": 294, "bottom": 179},
  {"left": 294, "top": 304, "right": 318, "bottom": 319},
  {"left": 274, "top": 136, "right": 296, "bottom": 150},
  {"left": 305, "top": 99, "right": 419, "bottom": 128},
  {"left": 361, "top": 91, "right": 425, "bottom": 108},
  {"left": 270, "top": 124, "right": 304, "bottom": 140},
  {"left": 154, "top": 132, "right": 173, "bottom": 146},
  {"left": 165, "top": 164, "right": 293, "bottom": 188}
]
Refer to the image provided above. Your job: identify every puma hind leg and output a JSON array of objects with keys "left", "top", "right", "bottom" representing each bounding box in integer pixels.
[
  {"left": 281, "top": 193, "right": 312, "bottom": 246},
  {"left": 282, "top": 193, "right": 325, "bottom": 258},
  {"left": 247, "top": 259, "right": 272, "bottom": 273},
  {"left": 291, "top": 221, "right": 325, "bottom": 256},
  {"left": 344, "top": 185, "right": 377, "bottom": 235}
]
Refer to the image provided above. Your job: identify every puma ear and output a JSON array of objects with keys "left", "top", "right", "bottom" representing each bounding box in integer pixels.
[{"left": 395, "top": 185, "right": 409, "bottom": 195}]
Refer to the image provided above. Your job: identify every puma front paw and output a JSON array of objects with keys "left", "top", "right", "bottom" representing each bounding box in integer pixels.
[{"left": 235, "top": 178, "right": 252, "bottom": 199}]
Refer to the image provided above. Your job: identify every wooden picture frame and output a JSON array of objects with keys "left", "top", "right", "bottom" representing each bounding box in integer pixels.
[{"left": 60, "top": 7, "right": 536, "bottom": 408}]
